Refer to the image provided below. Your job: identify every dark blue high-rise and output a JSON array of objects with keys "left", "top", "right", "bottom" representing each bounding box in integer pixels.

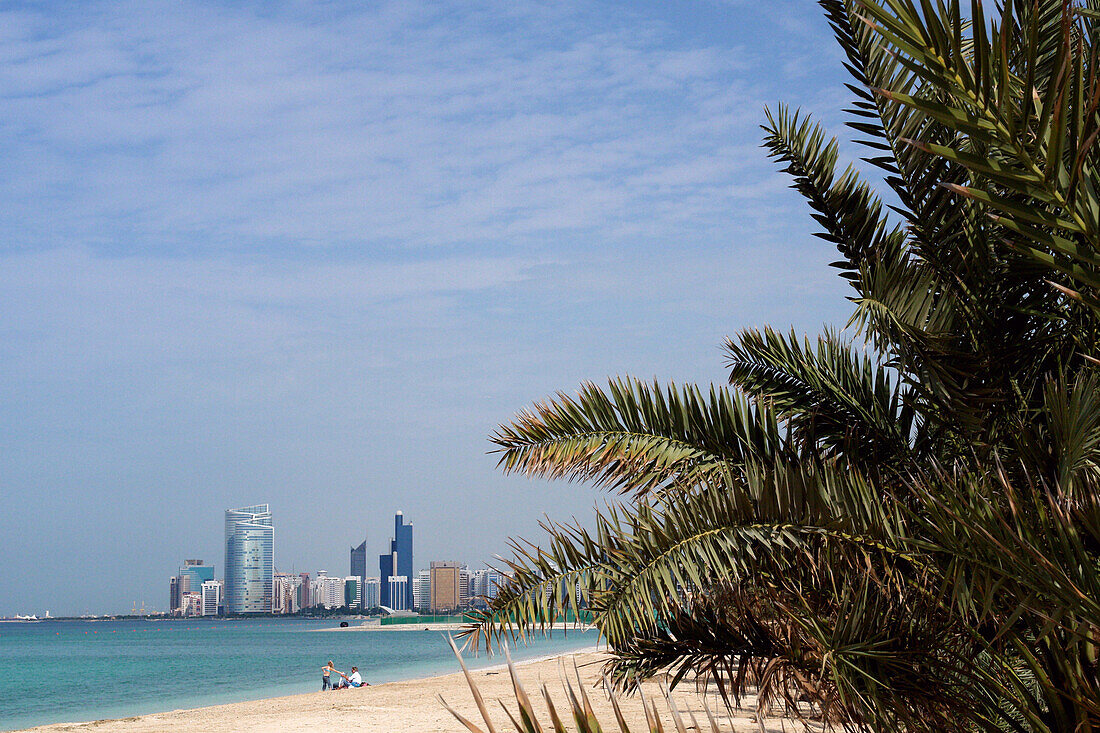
[
  {"left": 379, "top": 511, "right": 413, "bottom": 609},
  {"left": 350, "top": 539, "right": 367, "bottom": 610}
]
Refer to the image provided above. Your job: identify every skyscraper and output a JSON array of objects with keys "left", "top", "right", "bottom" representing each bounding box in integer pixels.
[
  {"left": 224, "top": 504, "right": 274, "bottom": 614},
  {"left": 459, "top": 565, "right": 470, "bottom": 608},
  {"left": 273, "top": 573, "right": 302, "bottom": 614},
  {"left": 311, "top": 571, "right": 344, "bottom": 609},
  {"left": 378, "top": 511, "right": 413, "bottom": 609},
  {"left": 350, "top": 538, "right": 367, "bottom": 609},
  {"left": 179, "top": 560, "right": 214, "bottom": 595},
  {"left": 468, "top": 569, "right": 507, "bottom": 608}
]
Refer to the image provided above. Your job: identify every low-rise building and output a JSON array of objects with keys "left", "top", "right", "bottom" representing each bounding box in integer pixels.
[
  {"left": 180, "top": 592, "right": 202, "bottom": 616},
  {"left": 429, "top": 561, "right": 460, "bottom": 612}
]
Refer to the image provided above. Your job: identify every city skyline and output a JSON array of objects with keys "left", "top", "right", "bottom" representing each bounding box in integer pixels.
[
  {"left": 158, "top": 506, "right": 508, "bottom": 618},
  {"left": 9, "top": 498, "right": 558, "bottom": 616},
  {"left": 0, "top": 0, "right": 855, "bottom": 617}
]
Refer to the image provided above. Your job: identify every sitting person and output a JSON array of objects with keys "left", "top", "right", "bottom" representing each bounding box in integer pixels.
[{"left": 336, "top": 666, "right": 366, "bottom": 688}]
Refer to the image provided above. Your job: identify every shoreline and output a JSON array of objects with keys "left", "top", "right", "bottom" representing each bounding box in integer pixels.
[
  {"left": 311, "top": 621, "right": 596, "bottom": 634},
  {"left": 13, "top": 650, "right": 785, "bottom": 732},
  {"left": 0, "top": 619, "right": 600, "bottom": 732}
]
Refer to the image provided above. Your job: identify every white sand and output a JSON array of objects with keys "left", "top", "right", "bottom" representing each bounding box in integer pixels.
[{"left": 17, "top": 651, "right": 795, "bottom": 732}]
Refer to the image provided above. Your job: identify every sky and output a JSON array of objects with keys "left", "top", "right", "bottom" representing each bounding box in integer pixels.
[{"left": 0, "top": 0, "right": 862, "bottom": 616}]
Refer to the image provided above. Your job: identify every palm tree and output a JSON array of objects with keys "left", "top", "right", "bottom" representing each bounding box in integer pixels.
[{"left": 460, "top": 2, "right": 1100, "bottom": 731}]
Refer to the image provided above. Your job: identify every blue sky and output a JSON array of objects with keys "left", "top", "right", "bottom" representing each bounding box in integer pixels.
[{"left": 0, "top": 0, "right": 859, "bottom": 615}]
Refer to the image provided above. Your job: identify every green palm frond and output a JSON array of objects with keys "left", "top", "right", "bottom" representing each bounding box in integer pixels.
[
  {"left": 910, "top": 461, "right": 1100, "bottom": 729},
  {"left": 857, "top": 0, "right": 1100, "bottom": 299},
  {"left": 592, "top": 462, "right": 914, "bottom": 649},
  {"left": 490, "top": 379, "right": 783, "bottom": 496},
  {"left": 725, "top": 327, "right": 915, "bottom": 466},
  {"left": 822, "top": 0, "right": 973, "bottom": 260},
  {"left": 461, "top": 511, "right": 616, "bottom": 652},
  {"left": 464, "top": 458, "right": 914, "bottom": 655},
  {"left": 1039, "top": 370, "right": 1100, "bottom": 489},
  {"left": 762, "top": 104, "right": 907, "bottom": 283},
  {"left": 465, "top": 2, "right": 1100, "bottom": 730}
]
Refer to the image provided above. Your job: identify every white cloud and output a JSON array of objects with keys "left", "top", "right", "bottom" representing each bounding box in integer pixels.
[
  {"left": 0, "top": 0, "right": 861, "bottom": 616},
  {"left": 0, "top": 0, "right": 780, "bottom": 254}
]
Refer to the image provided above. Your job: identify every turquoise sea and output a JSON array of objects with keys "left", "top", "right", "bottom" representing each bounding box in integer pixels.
[{"left": 0, "top": 618, "right": 598, "bottom": 731}]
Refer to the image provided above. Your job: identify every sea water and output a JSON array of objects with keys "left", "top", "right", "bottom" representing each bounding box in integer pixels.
[{"left": 0, "top": 618, "right": 598, "bottom": 731}]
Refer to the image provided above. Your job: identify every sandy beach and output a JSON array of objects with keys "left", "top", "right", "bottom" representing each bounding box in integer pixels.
[{"left": 17, "top": 651, "right": 791, "bottom": 732}]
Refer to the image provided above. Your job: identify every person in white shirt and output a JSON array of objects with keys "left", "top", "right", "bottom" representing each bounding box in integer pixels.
[{"left": 336, "top": 666, "right": 366, "bottom": 689}]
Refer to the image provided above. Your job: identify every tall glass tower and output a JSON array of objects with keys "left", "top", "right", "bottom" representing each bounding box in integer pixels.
[
  {"left": 379, "top": 511, "right": 413, "bottom": 609},
  {"left": 224, "top": 504, "right": 274, "bottom": 614},
  {"left": 350, "top": 539, "right": 367, "bottom": 610}
]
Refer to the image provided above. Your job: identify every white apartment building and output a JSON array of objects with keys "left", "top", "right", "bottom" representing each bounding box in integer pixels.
[
  {"left": 180, "top": 592, "right": 202, "bottom": 616},
  {"left": 387, "top": 576, "right": 409, "bottom": 611},
  {"left": 362, "top": 577, "right": 380, "bottom": 609},
  {"left": 416, "top": 569, "right": 431, "bottom": 611},
  {"left": 274, "top": 573, "right": 302, "bottom": 614},
  {"left": 201, "top": 580, "right": 223, "bottom": 616},
  {"left": 310, "top": 572, "right": 345, "bottom": 609},
  {"left": 470, "top": 569, "right": 506, "bottom": 607},
  {"left": 459, "top": 565, "right": 470, "bottom": 607}
]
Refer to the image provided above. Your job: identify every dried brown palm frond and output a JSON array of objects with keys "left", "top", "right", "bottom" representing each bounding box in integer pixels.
[{"left": 440, "top": 635, "right": 728, "bottom": 733}]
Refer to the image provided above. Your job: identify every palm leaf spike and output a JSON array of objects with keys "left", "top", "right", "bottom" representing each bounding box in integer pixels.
[
  {"left": 603, "top": 678, "right": 633, "bottom": 733},
  {"left": 650, "top": 698, "right": 667, "bottom": 733},
  {"left": 498, "top": 700, "right": 528, "bottom": 733},
  {"left": 558, "top": 658, "right": 601, "bottom": 732},
  {"left": 700, "top": 694, "right": 721, "bottom": 733},
  {"left": 660, "top": 684, "right": 690, "bottom": 733},
  {"left": 638, "top": 686, "right": 665, "bottom": 733},
  {"left": 564, "top": 687, "right": 588, "bottom": 732},
  {"left": 503, "top": 643, "right": 544, "bottom": 733},
  {"left": 572, "top": 657, "right": 602, "bottom": 729},
  {"left": 445, "top": 634, "right": 500, "bottom": 733},
  {"left": 439, "top": 695, "right": 489, "bottom": 733},
  {"left": 540, "top": 683, "right": 570, "bottom": 733}
]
